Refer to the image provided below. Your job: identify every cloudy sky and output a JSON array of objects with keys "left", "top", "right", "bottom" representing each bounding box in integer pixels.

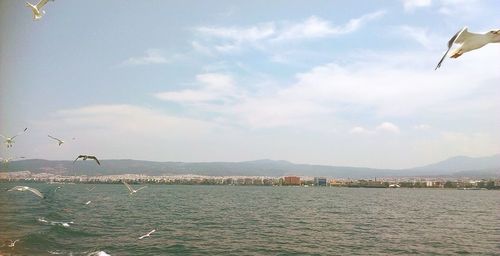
[{"left": 1, "top": 0, "right": 499, "bottom": 169}]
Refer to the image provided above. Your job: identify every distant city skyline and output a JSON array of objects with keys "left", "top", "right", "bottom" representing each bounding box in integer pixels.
[{"left": 1, "top": 0, "right": 499, "bottom": 169}]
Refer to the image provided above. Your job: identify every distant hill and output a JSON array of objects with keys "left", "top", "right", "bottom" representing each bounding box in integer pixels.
[
  {"left": 2, "top": 154, "right": 499, "bottom": 178},
  {"left": 409, "top": 154, "right": 500, "bottom": 176}
]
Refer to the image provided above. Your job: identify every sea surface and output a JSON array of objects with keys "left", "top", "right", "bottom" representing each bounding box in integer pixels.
[{"left": 0, "top": 183, "right": 499, "bottom": 255}]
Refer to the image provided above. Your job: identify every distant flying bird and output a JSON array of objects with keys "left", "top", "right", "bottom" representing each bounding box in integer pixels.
[
  {"left": 8, "top": 186, "right": 44, "bottom": 198},
  {"left": 48, "top": 135, "right": 65, "bottom": 146},
  {"left": 73, "top": 155, "right": 101, "bottom": 165},
  {"left": 87, "top": 186, "right": 96, "bottom": 191},
  {"left": 26, "top": 0, "right": 54, "bottom": 20},
  {"left": 1, "top": 156, "right": 25, "bottom": 165},
  {"left": 138, "top": 229, "right": 156, "bottom": 240},
  {"left": 87, "top": 251, "right": 111, "bottom": 256},
  {"left": 0, "top": 128, "right": 28, "bottom": 148},
  {"left": 7, "top": 239, "right": 19, "bottom": 248},
  {"left": 122, "top": 181, "right": 147, "bottom": 195},
  {"left": 85, "top": 200, "right": 92, "bottom": 205},
  {"left": 435, "top": 27, "right": 500, "bottom": 70}
]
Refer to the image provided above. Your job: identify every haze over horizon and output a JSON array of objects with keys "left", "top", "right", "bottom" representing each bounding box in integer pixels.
[{"left": 1, "top": 0, "right": 499, "bottom": 169}]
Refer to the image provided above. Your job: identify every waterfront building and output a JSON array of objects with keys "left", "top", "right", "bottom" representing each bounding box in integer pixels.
[
  {"left": 314, "top": 177, "right": 327, "bottom": 186},
  {"left": 284, "top": 176, "right": 301, "bottom": 185}
]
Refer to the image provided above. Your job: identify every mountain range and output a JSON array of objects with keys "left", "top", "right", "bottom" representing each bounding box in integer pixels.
[{"left": 1, "top": 154, "right": 499, "bottom": 179}]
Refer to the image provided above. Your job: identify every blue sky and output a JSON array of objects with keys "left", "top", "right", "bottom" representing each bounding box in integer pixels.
[{"left": 1, "top": 0, "right": 499, "bottom": 169}]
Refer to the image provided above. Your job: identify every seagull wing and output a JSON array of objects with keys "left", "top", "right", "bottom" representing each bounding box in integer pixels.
[
  {"left": 0, "top": 134, "right": 6, "bottom": 139},
  {"left": 89, "top": 156, "right": 101, "bottom": 165},
  {"left": 73, "top": 155, "right": 84, "bottom": 164},
  {"left": 48, "top": 135, "right": 63, "bottom": 143},
  {"left": 148, "top": 229, "right": 156, "bottom": 236},
  {"left": 122, "top": 181, "right": 134, "bottom": 193},
  {"left": 435, "top": 27, "right": 469, "bottom": 70},
  {"left": 11, "top": 128, "right": 28, "bottom": 139},
  {"left": 136, "top": 186, "right": 147, "bottom": 192},
  {"left": 453, "top": 27, "right": 478, "bottom": 44},
  {"left": 7, "top": 186, "right": 23, "bottom": 191},
  {"left": 36, "top": 0, "right": 51, "bottom": 9},
  {"left": 26, "top": 187, "right": 44, "bottom": 198}
]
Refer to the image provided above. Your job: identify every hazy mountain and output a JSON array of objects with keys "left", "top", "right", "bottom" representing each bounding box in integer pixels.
[
  {"left": 1, "top": 154, "right": 499, "bottom": 178},
  {"left": 409, "top": 154, "right": 500, "bottom": 176}
]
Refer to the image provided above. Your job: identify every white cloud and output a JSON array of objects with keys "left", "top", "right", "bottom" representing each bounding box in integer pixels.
[
  {"left": 397, "top": 25, "right": 445, "bottom": 50},
  {"left": 197, "top": 23, "right": 276, "bottom": 43},
  {"left": 155, "top": 45, "right": 500, "bottom": 134},
  {"left": 121, "top": 49, "right": 169, "bottom": 66},
  {"left": 376, "top": 122, "right": 400, "bottom": 133},
  {"left": 55, "top": 104, "right": 211, "bottom": 135},
  {"left": 402, "top": 0, "right": 432, "bottom": 11},
  {"left": 155, "top": 73, "right": 239, "bottom": 104},
  {"left": 349, "top": 126, "right": 370, "bottom": 134},
  {"left": 438, "top": 0, "right": 482, "bottom": 16},
  {"left": 274, "top": 11, "right": 385, "bottom": 41},
  {"left": 414, "top": 124, "right": 431, "bottom": 130},
  {"left": 194, "top": 10, "right": 385, "bottom": 54},
  {"left": 30, "top": 104, "right": 217, "bottom": 161},
  {"left": 401, "top": 0, "right": 483, "bottom": 17},
  {"left": 191, "top": 41, "right": 214, "bottom": 56}
]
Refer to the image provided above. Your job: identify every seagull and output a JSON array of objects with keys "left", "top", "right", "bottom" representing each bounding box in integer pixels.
[
  {"left": 48, "top": 135, "right": 65, "bottom": 146},
  {"left": 73, "top": 155, "right": 101, "bottom": 165},
  {"left": 87, "top": 186, "right": 96, "bottom": 191},
  {"left": 26, "top": 0, "right": 54, "bottom": 20},
  {"left": 138, "top": 229, "right": 156, "bottom": 240},
  {"left": 85, "top": 200, "right": 92, "bottom": 205},
  {"left": 8, "top": 186, "right": 44, "bottom": 198},
  {"left": 7, "top": 239, "right": 20, "bottom": 248},
  {"left": 122, "top": 181, "right": 147, "bottom": 195},
  {"left": 1, "top": 156, "right": 25, "bottom": 165},
  {"left": 0, "top": 128, "right": 28, "bottom": 148},
  {"left": 435, "top": 27, "right": 500, "bottom": 70},
  {"left": 87, "top": 251, "right": 111, "bottom": 256}
]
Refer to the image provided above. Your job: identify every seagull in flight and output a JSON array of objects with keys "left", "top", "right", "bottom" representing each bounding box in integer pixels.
[
  {"left": 0, "top": 128, "right": 27, "bottom": 148},
  {"left": 85, "top": 200, "right": 92, "bottom": 205},
  {"left": 8, "top": 186, "right": 44, "bottom": 198},
  {"left": 138, "top": 229, "right": 156, "bottom": 240},
  {"left": 73, "top": 155, "right": 101, "bottom": 165},
  {"left": 1, "top": 156, "right": 25, "bottom": 165},
  {"left": 26, "top": 0, "right": 54, "bottom": 20},
  {"left": 48, "top": 135, "right": 65, "bottom": 146},
  {"left": 7, "top": 239, "right": 20, "bottom": 248},
  {"left": 122, "top": 181, "right": 147, "bottom": 195},
  {"left": 435, "top": 27, "right": 500, "bottom": 70},
  {"left": 87, "top": 186, "right": 96, "bottom": 191}
]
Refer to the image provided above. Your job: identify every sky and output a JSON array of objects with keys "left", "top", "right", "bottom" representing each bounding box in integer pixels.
[{"left": 1, "top": 0, "right": 499, "bottom": 169}]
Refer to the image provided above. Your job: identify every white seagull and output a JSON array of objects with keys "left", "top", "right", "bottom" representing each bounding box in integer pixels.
[
  {"left": 7, "top": 239, "right": 20, "bottom": 248},
  {"left": 85, "top": 200, "right": 92, "bottom": 205},
  {"left": 8, "top": 186, "right": 44, "bottom": 198},
  {"left": 435, "top": 27, "right": 500, "bottom": 70},
  {"left": 1, "top": 156, "right": 25, "bottom": 165},
  {"left": 0, "top": 128, "right": 28, "bottom": 148},
  {"left": 87, "top": 186, "right": 96, "bottom": 191},
  {"left": 26, "top": 0, "right": 54, "bottom": 20},
  {"left": 48, "top": 135, "right": 65, "bottom": 146},
  {"left": 138, "top": 229, "right": 156, "bottom": 240},
  {"left": 122, "top": 181, "right": 147, "bottom": 195}
]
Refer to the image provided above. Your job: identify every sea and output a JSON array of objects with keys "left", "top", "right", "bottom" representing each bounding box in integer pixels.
[{"left": 0, "top": 183, "right": 499, "bottom": 255}]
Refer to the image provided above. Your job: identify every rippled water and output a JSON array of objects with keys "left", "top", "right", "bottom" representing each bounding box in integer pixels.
[{"left": 0, "top": 182, "right": 499, "bottom": 255}]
